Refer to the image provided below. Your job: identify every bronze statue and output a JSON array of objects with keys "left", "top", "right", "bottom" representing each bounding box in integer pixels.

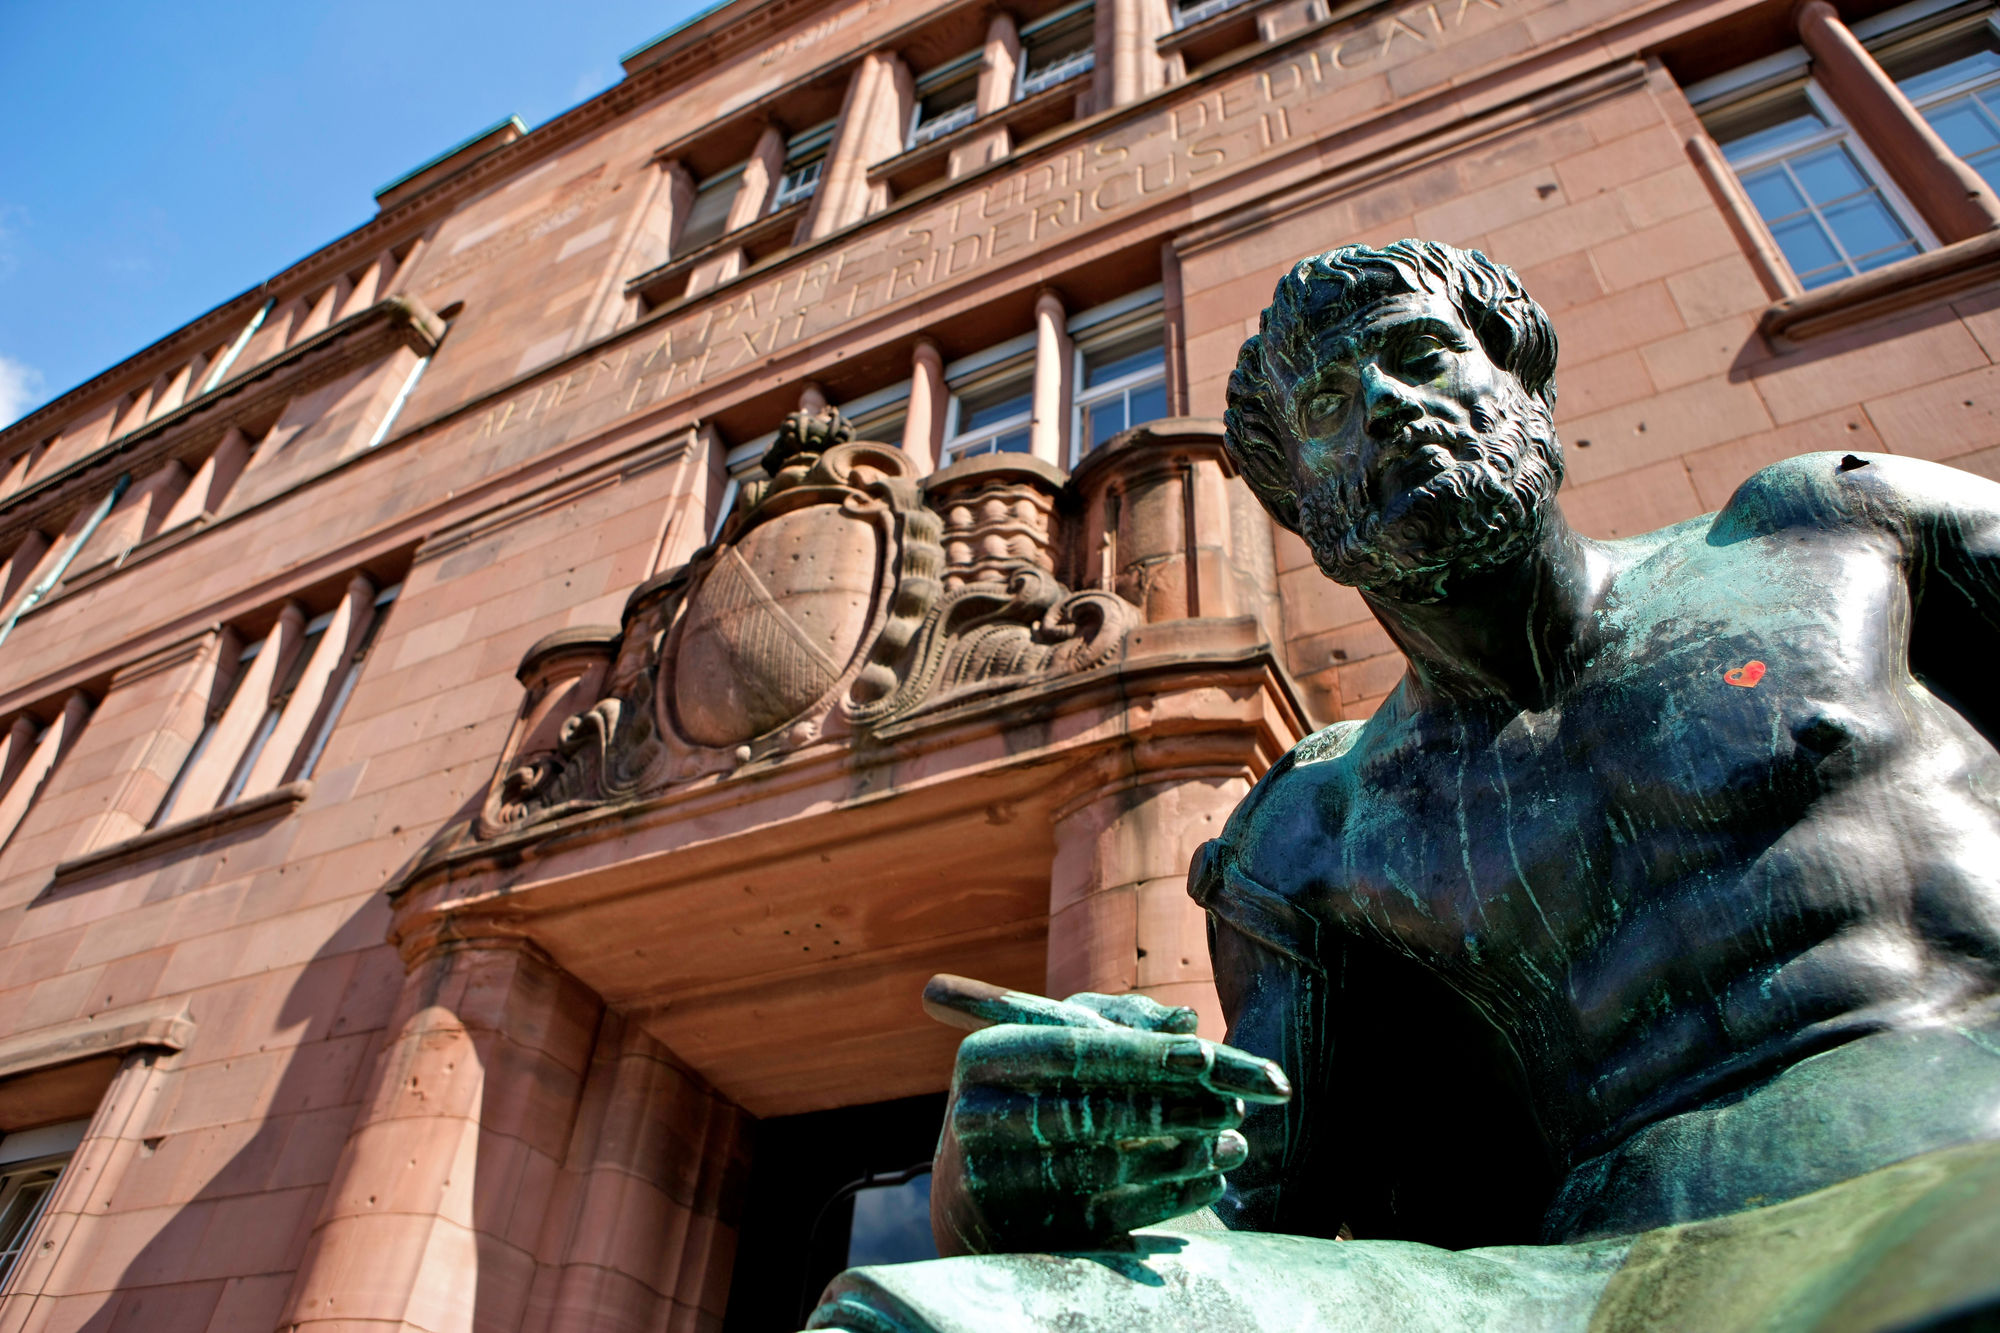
[{"left": 807, "top": 241, "right": 2000, "bottom": 1331}]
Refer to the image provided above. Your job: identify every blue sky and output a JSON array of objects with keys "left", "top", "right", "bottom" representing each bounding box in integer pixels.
[{"left": 0, "top": 0, "right": 712, "bottom": 428}]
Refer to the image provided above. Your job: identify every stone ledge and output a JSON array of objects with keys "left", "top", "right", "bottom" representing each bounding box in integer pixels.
[
  {"left": 1760, "top": 229, "right": 2000, "bottom": 349},
  {"left": 0, "top": 997, "right": 195, "bottom": 1081},
  {"left": 50, "top": 780, "right": 312, "bottom": 886}
]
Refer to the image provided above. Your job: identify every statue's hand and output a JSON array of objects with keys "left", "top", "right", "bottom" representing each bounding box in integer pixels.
[{"left": 929, "top": 990, "right": 1291, "bottom": 1256}]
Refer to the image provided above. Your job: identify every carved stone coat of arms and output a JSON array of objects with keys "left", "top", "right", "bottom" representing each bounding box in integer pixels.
[{"left": 474, "top": 407, "right": 1138, "bottom": 839}]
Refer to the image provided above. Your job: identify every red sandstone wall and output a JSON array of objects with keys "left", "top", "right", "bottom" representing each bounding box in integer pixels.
[{"left": 0, "top": 0, "right": 1995, "bottom": 1325}]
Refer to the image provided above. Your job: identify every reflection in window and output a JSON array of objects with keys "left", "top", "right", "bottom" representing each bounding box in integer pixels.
[
  {"left": 1073, "top": 325, "right": 1168, "bottom": 463},
  {"left": 677, "top": 165, "right": 744, "bottom": 255},
  {"left": 1710, "top": 86, "right": 1922, "bottom": 289},
  {"left": 774, "top": 121, "right": 836, "bottom": 211},
  {"left": 910, "top": 53, "right": 982, "bottom": 148},
  {"left": 1019, "top": 2, "right": 1097, "bottom": 97},
  {"left": 821, "top": 1165, "right": 936, "bottom": 1268},
  {"left": 0, "top": 1119, "right": 86, "bottom": 1292},
  {"left": 945, "top": 371, "right": 1034, "bottom": 461},
  {"left": 1901, "top": 47, "right": 2000, "bottom": 192}
]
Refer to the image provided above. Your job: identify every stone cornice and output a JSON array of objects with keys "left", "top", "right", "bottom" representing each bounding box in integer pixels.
[
  {"left": 0, "top": 297, "right": 444, "bottom": 551},
  {"left": 387, "top": 635, "right": 1305, "bottom": 903},
  {"left": 0, "top": 997, "right": 194, "bottom": 1080}
]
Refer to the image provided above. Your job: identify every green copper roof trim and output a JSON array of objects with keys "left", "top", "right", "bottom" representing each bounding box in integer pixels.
[{"left": 373, "top": 116, "right": 528, "bottom": 201}]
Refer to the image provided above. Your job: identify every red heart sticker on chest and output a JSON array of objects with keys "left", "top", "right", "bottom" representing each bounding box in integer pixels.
[{"left": 1723, "top": 660, "right": 1766, "bottom": 688}]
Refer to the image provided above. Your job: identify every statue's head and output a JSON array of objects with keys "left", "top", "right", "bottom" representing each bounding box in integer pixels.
[{"left": 1224, "top": 240, "right": 1563, "bottom": 603}]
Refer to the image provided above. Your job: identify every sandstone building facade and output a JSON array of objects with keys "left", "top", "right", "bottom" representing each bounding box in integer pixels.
[{"left": 0, "top": 0, "right": 1997, "bottom": 1327}]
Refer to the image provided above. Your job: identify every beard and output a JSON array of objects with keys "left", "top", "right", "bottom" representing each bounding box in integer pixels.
[{"left": 1297, "top": 385, "right": 1563, "bottom": 604}]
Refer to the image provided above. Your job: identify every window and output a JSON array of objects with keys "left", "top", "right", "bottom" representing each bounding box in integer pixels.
[
  {"left": 773, "top": 122, "right": 835, "bottom": 211},
  {"left": 676, "top": 166, "right": 744, "bottom": 255},
  {"left": 1019, "top": 2, "right": 1096, "bottom": 96},
  {"left": 1891, "top": 15, "right": 2000, "bottom": 192},
  {"left": 1706, "top": 82, "right": 1927, "bottom": 289},
  {"left": 0, "top": 694, "right": 90, "bottom": 854},
  {"left": 1072, "top": 324, "right": 1168, "bottom": 463},
  {"left": 943, "top": 363, "right": 1034, "bottom": 461},
  {"left": 0, "top": 1119, "right": 85, "bottom": 1292},
  {"left": 909, "top": 53, "right": 982, "bottom": 148},
  {"left": 153, "top": 577, "right": 396, "bottom": 826},
  {"left": 1175, "top": 0, "right": 1250, "bottom": 28}
]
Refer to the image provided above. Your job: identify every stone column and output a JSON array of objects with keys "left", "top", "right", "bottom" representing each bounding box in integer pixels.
[
  {"left": 1092, "top": 0, "right": 1170, "bottom": 111},
  {"left": 950, "top": 14, "right": 1021, "bottom": 176},
  {"left": 279, "top": 931, "right": 601, "bottom": 1332},
  {"left": 1030, "top": 289, "right": 1073, "bottom": 468},
  {"left": 1796, "top": 0, "right": 2000, "bottom": 243},
  {"left": 728, "top": 125, "right": 789, "bottom": 231},
  {"left": 537, "top": 1015, "right": 749, "bottom": 1333},
  {"left": 901, "top": 338, "right": 947, "bottom": 474},
  {"left": 1049, "top": 765, "right": 1247, "bottom": 1036},
  {"left": 804, "top": 51, "right": 913, "bottom": 242}
]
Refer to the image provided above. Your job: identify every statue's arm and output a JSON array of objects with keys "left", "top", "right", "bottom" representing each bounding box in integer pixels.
[{"left": 1857, "top": 454, "right": 2000, "bottom": 738}]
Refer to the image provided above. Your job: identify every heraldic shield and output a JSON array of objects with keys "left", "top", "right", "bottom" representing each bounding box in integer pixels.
[{"left": 669, "top": 467, "right": 890, "bottom": 747}]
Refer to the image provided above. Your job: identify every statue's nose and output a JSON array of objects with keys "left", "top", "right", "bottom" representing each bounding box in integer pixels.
[{"left": 1361, "top": 363, "right": 1423, "bottom": 439}]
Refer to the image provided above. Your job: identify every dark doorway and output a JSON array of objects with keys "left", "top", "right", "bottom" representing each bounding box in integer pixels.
[{"left": 723, "top": 1091, "right": 946, "bottom": 1333}]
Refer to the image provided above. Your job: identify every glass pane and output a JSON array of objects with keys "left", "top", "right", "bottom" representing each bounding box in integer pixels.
[
  {"left": 1770, "top": 214, "right": 1844, "bottom": 277},
  {"left": 1898, "top": 50, "right": 2000, "bottom": 102},
  {"left": 1087, "top": 398, "right": 1126, "bottom": 450},
  {"left": 1821, "top": 194, "right": 1913, "bottom": 260},
  {"left": 1741, "top": 165, "right": 1807, "bottom": 222},
  {"left": 958, "top": 379, "right": 1032, "bottom": 431},
  {"left": 1925, "top": 100, "right": 2000, "bottom": 160},
  {"left": 1719, "top": 112, "right": 1826, "bottom": 164},
  {"left": 846, "top": 1174, "right": 937, "bottom": 1267},
  {"left": 992, "top": 428, "right": 1031, "bottom": 454},
  {"left": 1853, "top": 239, "right": 1920, "bottom": 273},
  {"left": 1800, "top": 262, "right": 1851, "bottom": 290},
  {"left": 1128, "top": 379, "right": 1168, "bottom": 429},
  {"left": 1790, "top": 146, "right": 1869, "bottom": 204},
  {"left": 1083, "top": 334, "right": 1164, "bottom": 388}
]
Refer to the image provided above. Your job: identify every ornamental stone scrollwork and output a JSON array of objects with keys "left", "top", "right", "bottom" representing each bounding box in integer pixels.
[{"left": 473, "top": 407, "right": 1140, "bottom": 838}]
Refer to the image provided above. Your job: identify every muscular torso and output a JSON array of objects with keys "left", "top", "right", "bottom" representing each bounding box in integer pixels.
[{"left": 1208, "top": 460, "right": 2000, "bottom": 1237}]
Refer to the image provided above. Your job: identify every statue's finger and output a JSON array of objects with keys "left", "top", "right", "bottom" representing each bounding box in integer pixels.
[
  {"left": 1084, "top": 1174, "right": 1228, "bottom": 1237},
  {"left": 951, "top": 1085, "right": 1244, "bottom": 1146},
  {"left": 1062, "top": 991, "right": 1202, "bottom": 1034},
  {"left": 957, "top": 1025, "right": 1290, "bottom": 1103}
]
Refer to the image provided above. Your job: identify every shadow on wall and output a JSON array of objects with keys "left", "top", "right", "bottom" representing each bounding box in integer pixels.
[{"left": 61, "top": 892, "right": 395, "bottom": 1331}]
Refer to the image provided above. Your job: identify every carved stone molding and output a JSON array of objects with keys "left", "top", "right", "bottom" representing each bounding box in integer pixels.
[{"left": 461, "top": 409, "right": 1142, "bottom": 845}]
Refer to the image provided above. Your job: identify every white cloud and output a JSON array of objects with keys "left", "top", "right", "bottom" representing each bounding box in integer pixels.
[{"left": 0, "top": 355, "right": 46, "bottom": 429}]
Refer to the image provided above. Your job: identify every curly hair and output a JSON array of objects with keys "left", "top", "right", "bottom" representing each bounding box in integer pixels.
[{"left": 1222, "top": 240, "right": 1558, "bottom": 533}]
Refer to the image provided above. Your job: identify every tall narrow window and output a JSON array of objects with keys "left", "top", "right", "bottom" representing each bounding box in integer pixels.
[
  {"left": 154, "top": 635, "right": 260, "bottom": 827},
  {"left": 1705, "top": 83, "right": 1928, "bottom": 289},
  {"left": 0, "top": 1120, "right": 84, "bottom": 1293},
  {"left": 1072, "top": 324, "right": 1167, "bottom": 463},
  {"left": 1890, "top": 16, "right": 2000, "bottom": 193},
  {"left": 676, "top": 166, "right": 744, "bottom": 255},
  {"left": 909, "top": 53, "right": 982, "bottom": 147},
  {"left": 218, "top": 610, "right": 332, "bottom": 808},
  {"left": 943, "top": 364, "right": 1034, "bottom": 461},
  {"left": 1019, "top": 3, "right": 1096, "bottom": 96},
  {"left": 773, "top": 122, "right": 835, "bottom": 211},
  {"left": 294, "top": 582, "right": 399, "bottom": 782}
]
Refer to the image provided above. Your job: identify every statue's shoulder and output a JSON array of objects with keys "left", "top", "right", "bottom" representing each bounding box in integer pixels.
[
  {"left": 1217, "top": 719, "right": 1364, "bottom": 842},
  {"left": 1710, "top": 451, "right": 1992, "bottom": 541}
]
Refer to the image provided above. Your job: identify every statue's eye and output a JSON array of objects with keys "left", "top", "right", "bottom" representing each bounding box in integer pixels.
[
  {"left": 1403, "top": 335, "right": 1448, "bottom": 369},
  {"left": 1305, "top": 391, "right": 1347, "bottom": 426}
]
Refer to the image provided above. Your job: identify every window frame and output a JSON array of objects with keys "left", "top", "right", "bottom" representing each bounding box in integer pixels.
[
  {"left": 1704, "top": 77, "right": 1938, "bottom": 289},
  {"left": 772, "top": 121, "right": 837, "bottom": 212},
  {"left": 941, "top": 353, "right": 1036, "bottom": 464},
  {"left": 908, "top": 52, "right": 984, "bottom": 149},
  {"left": 1069, "top": 311, "right": 1169, "bottom": 467},
  {"left": 1017, "top": 1, "right": 1098, "bottom": 98},
  {"left": 0, "top": 1142, "right": 74, "bottom": 1294}
]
